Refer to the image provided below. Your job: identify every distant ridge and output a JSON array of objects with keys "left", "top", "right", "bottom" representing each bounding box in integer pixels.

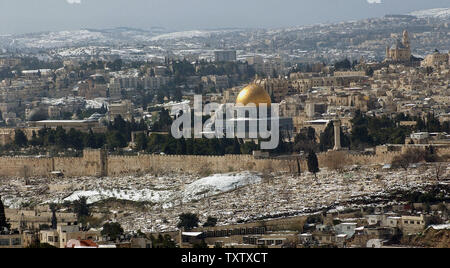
[{"left": 408, "top": 8, "right": 450, "bottom": 19}]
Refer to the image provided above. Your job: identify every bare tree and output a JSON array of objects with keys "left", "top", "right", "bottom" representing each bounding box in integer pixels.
[
  {"left": 434, "top": 163, "right": 446, "bottom": 181},
  {"left": 391, "top": 149, "right": 426, "bottom": 171}
]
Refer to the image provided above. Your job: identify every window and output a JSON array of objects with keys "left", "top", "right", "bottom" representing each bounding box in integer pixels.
[
  {"left": 0, "top": 239, "right": 10, "bottom": 246},
  {"left": 11, "top": 238, "right": 21, "bottom": 246},
  {"left": 48, "top": 236, "right": 54, "bottom": 242}
]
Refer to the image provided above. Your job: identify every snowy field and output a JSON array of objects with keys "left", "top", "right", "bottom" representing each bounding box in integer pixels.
[
  {"left": 54, "top": 172, "right": 261, "bottom": 206},
  {"left": 0, "top": 165, "right": 448, "bottom": 232}
]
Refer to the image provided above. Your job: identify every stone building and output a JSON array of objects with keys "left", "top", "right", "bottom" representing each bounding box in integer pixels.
[
  {"left": 214, "top": 50, "right": 236, "bottom": 62},
  {"left": 385, "top": 30, "right": 412, "bottom": 62},
  {"left": 400, "top": 215, "right": 429, "bottom": 235},
  {"left": 421, "top": 50, "right": 449, "bottom": 67},
  {"left": 108, "top": 100, "right": 134, "bottom": 121},
  {"left": 28, "top": 119, "right": 106, "bottom": 133},
  {"left": 76, "top": 75, "right": 108, "bottom": 100},
  {"left": 40, "top": 225, "right": 102, "bottom": 248}
]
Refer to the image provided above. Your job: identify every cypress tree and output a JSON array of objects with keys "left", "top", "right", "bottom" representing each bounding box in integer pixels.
[
  {"left": 50, "top": 205, "right": 57, "bottom": 230},
  {"left": 0, "top": 195, "right": 9, "bottom": 231},
  {"left": 307, "top": 151, "right": 320, "bottom": 179}
]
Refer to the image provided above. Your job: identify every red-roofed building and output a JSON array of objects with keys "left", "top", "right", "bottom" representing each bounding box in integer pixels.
[{"left": 66, "top": 239, "right": 98, "bottom": 248}]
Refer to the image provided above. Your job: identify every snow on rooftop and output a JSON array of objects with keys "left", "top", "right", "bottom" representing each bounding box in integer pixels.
[
  {"left": 37, "top": 120, "right": 93, "bottom": 123},
  {"left": 182, "top": 232, "right": 203, "bottom": 237},
  {"left": 306, "top": 119, "right": 330, "bottom": 124}
]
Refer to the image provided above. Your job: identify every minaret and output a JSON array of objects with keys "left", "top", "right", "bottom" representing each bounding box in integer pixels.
[{"left": 333, "top": 120, "right": 342, "bottom": 151}]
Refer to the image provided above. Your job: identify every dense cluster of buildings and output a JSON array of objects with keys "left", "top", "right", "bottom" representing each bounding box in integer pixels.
[{"left": 0, "top": 16, "right": 449, "bottom": 249}]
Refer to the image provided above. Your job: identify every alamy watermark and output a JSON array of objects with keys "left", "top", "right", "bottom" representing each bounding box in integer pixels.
[{"left": 170, "top": 95, "right": 280, "bottom": 150}]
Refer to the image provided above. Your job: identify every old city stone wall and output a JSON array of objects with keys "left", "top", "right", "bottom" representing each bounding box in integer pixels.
[
  {"left": 0, "top": 147, "right": 448, "bottom": 178},
  {"left": 107, "top": 154, "right": 297, "bottom": 176},
  {"left": 0, "top": 157, "right": 53, "bottom": 177}
]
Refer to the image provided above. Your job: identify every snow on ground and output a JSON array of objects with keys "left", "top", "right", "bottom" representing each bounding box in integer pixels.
[
  {"left": 62, "top": 189, "right": 174, "bottom": 205},
  {"left": 429, "top": 224, "right": 450, "bottom": 230},
  {"left": 60, "top": 172, "right": 262, "bottom": 205},
  {"left": 1, "top": 165, "right": 447, "bottom": 232},
  {"left": 85, "top": 98, "right": 108, "bottom": 109},
  {"left": 150, "top": 31, "right": 214, "bottom": 41},
  {"left": 182, "top": 172, "right": 262, "bottom": 202},
  {"left": 409, "top": 8, "right": 450, "bottom": 19}
]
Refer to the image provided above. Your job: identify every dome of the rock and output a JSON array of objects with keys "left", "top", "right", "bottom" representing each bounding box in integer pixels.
[{"left": 236, "top": 84, "right": 271, "bottom": 107}]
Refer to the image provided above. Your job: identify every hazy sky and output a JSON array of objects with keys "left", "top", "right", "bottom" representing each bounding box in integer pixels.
[{"left": 0, "top": 0, "right": 448, "bottom": 34}]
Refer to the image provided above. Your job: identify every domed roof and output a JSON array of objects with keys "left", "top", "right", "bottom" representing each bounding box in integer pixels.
[{"left": 236, "top": 84, "right": 271, "bottom": 107}]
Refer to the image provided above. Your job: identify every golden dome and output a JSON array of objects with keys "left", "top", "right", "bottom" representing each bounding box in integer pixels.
[{"left": 236, "top": 84, "right": 271, "bottom": 107}]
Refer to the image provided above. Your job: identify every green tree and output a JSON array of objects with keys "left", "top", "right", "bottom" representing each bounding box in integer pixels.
[
  {"left": 101, "top": 222, "right": 124, "bottom": 241},
  {"left": 319, "top": 122, "right": 335, "bottom": 152},
  {"left": 152, "top": 234, "right": 178, "bottom": 248},
  {"left": 50, "top": 204, "right": 57, "bottom": 230},
  {"left": 0, "top": 195, "right": 10, "bottom": 231},
  {"left": 84, "top": 129, "right": 97, "bottom": 149},
  {"left": 307, "top": 151, "right": 320, "bottom": 179},
  {"left": 193, "top": 240, "right": 209, "bottom": 248},
  {"left": 425, "top": 113, "right": 441, "bottom": 132},
  {"left": 294, "top": 127, "right": 317, "bottom": 153},
  {"left": 55, "top": 126, "right": 68, "bottom": 148},
  {"left": 177, "top": 213, "right": 199, "bottom": 231},
  {"left": 107, "top": 59, "right": 123, "bottom": 72},
  {"left": 26, "top": 243, "right": 58, "bottom": 249},
  {"left": 14, "top": 129, "right": 28, "bottom": 147},
  {"left": 67, "top": 128, "right": 84, "bottom": 150},
  {"left": 334, "top": 58, "right": 352, "bottom": 70},
  {"left": 240, "top": 141, "right": 258, "bottom": 155},
  {"left": 203, "top": 217, "right": 218, "bottom": 227},
  {"left": 73, "top": 197, "right": 90, "bottom": 222},
  {"left": 29, "top": 131, "right": 40, "bottom": 146},
  {"left": 135, "top": 132, "right": 148, "bottom": 151},
  {"left": 106, "top": 131, "right": 127, "bottom": 150}
]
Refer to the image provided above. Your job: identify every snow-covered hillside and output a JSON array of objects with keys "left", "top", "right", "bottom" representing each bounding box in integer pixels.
[
  {"left": 0, "top": 28, "right": 165, "bottom": 50},
  {"left": 182, "top": 172, "right": 262, "bottom": 202},
  {"left": 150, "top": 30, "right": 231, "bottom": 41},
  {"left": 56, "top": 172, "right": 262, "bottom": 207},
  {"left": 409, "top": 8, "right": 450, "bottom": 19}
]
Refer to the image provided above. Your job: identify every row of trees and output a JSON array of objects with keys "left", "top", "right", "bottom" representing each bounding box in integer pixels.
[
  {"left": 294, "top": 111, "right": 448, "bottom": 154},
  {"left": 10, "top": 110, "right": 448, "bottom": 156},
  {"left": 12, "top": 115, "right": 147, "bottom": 152},
  {"left": 349, "top": 111, "right": 411, "bottom": 149},
  {"left": 136, "top": 134, "right": 260, "bottom": 156},
  {"left": 391, "top": 147, "right": 448, "bottom": 180},
  {"left": 177, "top": 213, "right": 218, "bottom": 231}
]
